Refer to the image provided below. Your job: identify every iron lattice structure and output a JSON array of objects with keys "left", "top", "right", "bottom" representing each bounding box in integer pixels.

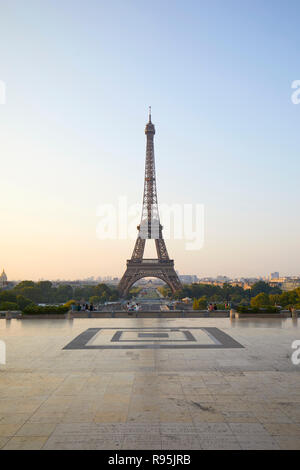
[{"left": 118, "top": 109, "right": 182, "bottom": 297}]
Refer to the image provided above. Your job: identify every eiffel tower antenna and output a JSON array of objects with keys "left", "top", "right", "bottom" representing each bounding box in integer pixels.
[{"left": 118, "top": 111, "right": 182, "bottom": 297}]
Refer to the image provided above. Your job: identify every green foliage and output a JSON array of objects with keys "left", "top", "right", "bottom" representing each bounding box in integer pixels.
[
  {"left": 23, "top": 305, "right": 69, "bottom": 315},
  {"left": 11, "top": 280, "right": 118, "bottom": 304},
  {"left": 0, "top": 301, "right": 19, "bottom": 311},
  {"left": 64, "top": 299, "right": 77, "bottom": 308},
  {"left": 250, "top": 292, "right": 270, "bottom": 308},
  {"left": 157, "top": 286, "right": 172, "bottom": 297},
  {"left": 295, "top": 287, "right": 300, "bottom": 298},
  {"left": 0, "top": 290, "right": 33, "bottom": 310},
  {"left": 279, "top": 291, "right": 299, "bottom": 307},
  {"left": 14, "top": 285, "right": 44, "bottom": 303},
  {"left": 108, "top": 290, "right": 119, "bottom": 301},
  {"left": 198, "top": 296, "right": 207, "bottom": 309},
  {"left": 269, "top": 294, "right": 281, "bottom": 306},
  {"left": 167, "top": 280, "right": 298, "bottom": 308},
  {"left": 250, "top": 281, "right": 281, "bottom": 296},
  {"left": 16, "top": 295, "right": 33, "bottom": 310},
  {"left": 216, "top": 303, "right": 226, "bottom": 310},
  {"left": 126, "top": 286, "right": 141, "bottom": 300},
  {"left": 192, "top": 296, "right": 208, "bottom": 310},
  {"left": 89, "top": 295, "right": 101, "bottom": 304},
  {"left": 15, "top": 281, "right": 35, "bottom": 289},
  {"left": 237, "top": 305, "right": 280, "bottom": 314},
  {"left": 0, "top": 290, "right": 17, "bottom": 302},
  {"left": 172, "top": 283, "right": 252, "bottom": 304},
  {"left": 55, "top": 285, "right": 73, "bottom": 303}
]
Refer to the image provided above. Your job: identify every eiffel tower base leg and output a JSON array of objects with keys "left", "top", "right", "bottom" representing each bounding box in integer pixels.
[{"left": 118, "top": 260, "right": 182, "bottom": 297}]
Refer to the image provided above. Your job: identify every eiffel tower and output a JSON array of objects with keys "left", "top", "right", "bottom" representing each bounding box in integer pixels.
[{"left": 118, "top": 109, "right": 182, "bottom": 297}]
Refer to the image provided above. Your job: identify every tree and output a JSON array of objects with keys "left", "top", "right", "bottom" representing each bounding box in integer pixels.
[
  {"left": 269, "top": 294, "right": 281, "bottom": 306},
  {"left": 101, "top": 292, "right": 109, "bottom": 302},
  {"left": 16, "top": 295, "right": 33, "bottom": 310},
  {"left": 279, "top": 291, "right": 298, "bottom": 307},
  {"left": 251, "top": 293, "right": 270, "bottom": 308},
  {"left": 64, "top": 299, "right": 77, "bottom": 308},
  {"left": 231, "top": 293, "right": 243, "bottom": 304},
  {"left": 198, "top": 296, "right": 207, "bottom": 309},
  {"left": 15, "top": 286, "right": 41, "bottom": 303},
  {"left": 251, "top": 281, "right": 281, "bottom": 297},
  {"left": 108, "top": 291, "right": 119, "bottom": 301},
  {"left": 158, "top": 286, "right": 172, "bottom": 297},
  {"left": 37, "top": 281, "right": 52, "bottom": 291},
  {"left": 14, "top": 280, "right": 35, "bottom": 289},
  {"left": 89, "top": 295, "right": 101, "bottom": 305},
  {"left": 0, "top": 301, "right": 18, "bottom": 311},
  {"left": 251, "top": 281, "right": 271, "bottom": 296},
  {"left": 0, "top": 290, "right": 17, "bottom": 303},
  {"left": 36, "top": 281, "right": 53, "bottom": 303},
  {"left": 192, "top": 298, "right": 199, "bottom": 310},
  {"left": 55, "top": 285, "right": 73, "bottom": 303},
  {"left": 295, "top": 287, "right": 300, "bottom": 299}
]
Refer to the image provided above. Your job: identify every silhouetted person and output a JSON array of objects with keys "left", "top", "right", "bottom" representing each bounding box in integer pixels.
[{"left": 214, "top": 303, "right": 217, "bottom": 310}]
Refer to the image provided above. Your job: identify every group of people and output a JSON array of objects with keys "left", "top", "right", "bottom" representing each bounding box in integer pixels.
[
  {"left": 207, "top": 302, "right": 231, "bottom": 312},
  {"left": 207, "top": 303, "right": 218, "bottom": 312},
  {"left": 126, "top": 302, "right": 141, "bottom": 314},
  {"left": 82, "top": 303, "right": 94, "bottom": 311},
  {"left": 72, "top": 303, "right": 94, "bottom": 312}
]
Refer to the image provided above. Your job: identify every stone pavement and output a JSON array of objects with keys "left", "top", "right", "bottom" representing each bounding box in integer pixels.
[{"left": 0, "top": 317, "right": 300, "bottom": 450}]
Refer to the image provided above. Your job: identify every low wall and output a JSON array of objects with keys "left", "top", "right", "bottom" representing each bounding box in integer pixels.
[
  {"left": 1, "top": 309, "right": 297, "bottom": 320},
  {"left": 236, "top": 310, "right": 295, "bottom": 319},
  {"left": 19, "top": 310, "right": 230, "bottom": 319},
  {"left": 0, "top": 310, "right": 22, "bottom": 318}
]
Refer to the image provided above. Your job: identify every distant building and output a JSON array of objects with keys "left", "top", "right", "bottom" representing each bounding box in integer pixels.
[
  {"left": 216, "top": 275, "right": 230, "bottom": 282},
  {"left": 270, "top": 272, "right": 280, "bottom": 280},
  {"left": 198, "top": 280, "right": 226, "bottom": 287},
  {"left": 229, "top": 281, "right": 244, "bottom": 288},
  {"left": 106, "top": 277, "right": 120, "bottom": 286},
  {"left": 198, "top": 277, "right": 214, "bottom": 283},
  {"left": 268, "top": 277, "right": 287, "bottom": 288},
  {"left": 0, "top": 269, "right": 8, "bottom": 288},
  {"left": 281, "top": 279, "right": 300, "bottom": 291},
  {"left": 179, "top": 275, "right": 199, "bottom": 284}
]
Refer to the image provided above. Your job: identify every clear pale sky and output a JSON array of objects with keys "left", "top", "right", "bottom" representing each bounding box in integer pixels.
[{"left": 1, "top": 0, "right": 300, "bottom": 280}]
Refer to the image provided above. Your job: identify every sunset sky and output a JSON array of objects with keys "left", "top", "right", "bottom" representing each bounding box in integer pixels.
[{"left": 1, "top": 0, "right": 300, "bottom": 280}]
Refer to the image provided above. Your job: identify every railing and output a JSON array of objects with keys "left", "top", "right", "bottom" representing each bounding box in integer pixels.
[{"left": 129, "top": 259, "right": 173, "bottom": 264}]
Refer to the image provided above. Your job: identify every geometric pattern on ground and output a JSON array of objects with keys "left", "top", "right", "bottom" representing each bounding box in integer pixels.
[{"left": 63, "top": 327, "right": 244, "bottom": 350}]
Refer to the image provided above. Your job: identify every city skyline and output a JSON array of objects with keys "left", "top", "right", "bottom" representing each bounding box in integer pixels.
[
  {"left": 1, "top": 1, "right": 300, "bottom": 280},
  {"left": 5, "top": 270, "right": 300, "bottom": 283}
]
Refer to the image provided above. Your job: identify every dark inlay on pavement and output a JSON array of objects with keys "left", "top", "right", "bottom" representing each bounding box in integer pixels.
[
  {"left": 63, "top": 327, "right": 244, "bottom": 350},
  {"left": 138, "top": 333, "right": 169, "bottom": 338},
  {"left": 110, "top": 329, "right": 196, "bottom": 343}
]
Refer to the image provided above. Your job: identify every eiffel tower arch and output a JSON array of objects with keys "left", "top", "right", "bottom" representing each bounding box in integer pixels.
[{"left": 118, "top": 109, "right": 182, "bottom": 297}]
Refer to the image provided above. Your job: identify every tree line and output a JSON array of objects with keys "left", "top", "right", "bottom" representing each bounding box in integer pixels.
[
  {"left": 2, "top": 279, "right": 300, "bottom": 312},
  {"left": 158, "top": 281, "right": 298, "bottom": 307},
  {"left": 175, "top": 281, "right": 300, "bottom": 310},
  {"left": 0, "top": 280, "right": 119, "bottom": 311}
]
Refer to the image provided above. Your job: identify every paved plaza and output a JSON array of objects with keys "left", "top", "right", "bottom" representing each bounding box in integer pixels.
[{"left": 0, "top": 317, "right": 300, "bottom": 450}]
